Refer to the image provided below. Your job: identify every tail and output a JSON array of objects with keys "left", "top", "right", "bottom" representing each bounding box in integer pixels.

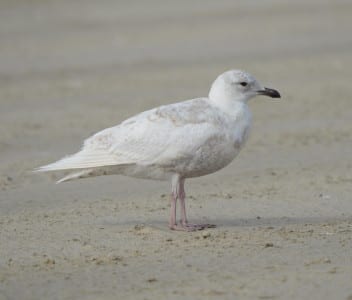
[
  {"left": 34, "top": 150, "right": 133, "bottom": 183},
  {"left": 34, "top": 149, "right": 120, "bottom": 173}
]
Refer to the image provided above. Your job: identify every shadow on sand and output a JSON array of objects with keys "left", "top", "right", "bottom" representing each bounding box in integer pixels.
[{"left": 95, "top": 215, "right": 352, "bottom": 230}]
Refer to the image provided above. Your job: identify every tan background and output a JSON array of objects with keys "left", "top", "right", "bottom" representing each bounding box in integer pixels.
[{"left": 0, "top": 0, "right": 352, "bottom": 299}]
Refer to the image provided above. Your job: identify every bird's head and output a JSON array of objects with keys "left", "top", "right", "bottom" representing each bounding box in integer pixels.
[{"left": 209, "top": 70, "right": 281, "bottom": 105}]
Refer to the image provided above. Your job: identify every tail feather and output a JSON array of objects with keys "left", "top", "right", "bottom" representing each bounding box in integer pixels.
[{"left": 35, "top": 149, "right": 122, "bottom": 172}]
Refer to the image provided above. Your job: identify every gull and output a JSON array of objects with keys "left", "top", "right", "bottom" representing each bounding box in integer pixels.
[{"left": 36, "top": 70, "right": 280, "bottom": 231}]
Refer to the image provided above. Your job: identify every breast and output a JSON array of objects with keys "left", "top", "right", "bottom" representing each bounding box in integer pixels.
[
  {"left": 231, "top": 106, "right": 252, "bottom": 151},
  {"left": 177, "top": 107, "right": 252, "bottom": 178},
  {"left": 233, "top": 125, "right": 250, "bottom": 150}
]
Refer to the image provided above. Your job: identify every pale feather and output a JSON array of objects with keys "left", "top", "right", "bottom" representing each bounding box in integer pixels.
[{"left": 36, "top": 98, "right": 237, "bottom": 175}]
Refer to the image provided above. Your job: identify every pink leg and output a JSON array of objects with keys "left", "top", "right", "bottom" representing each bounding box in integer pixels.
[
  {"left": 178, "top": 178, "right": 187, "bottom": 225},
  {"left": 169, "top": 192, "right": 177, "bottom": 229},
  {"left": 169, "top": 175, "right": 181, "bottom": 230},
  {"left": 168, "top": 175, "right": 216, "bottom": 231}
]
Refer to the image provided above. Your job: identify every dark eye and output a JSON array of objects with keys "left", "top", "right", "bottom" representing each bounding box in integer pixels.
[{"left": 239, "top": 82, "right": 248, "bottom": 87}]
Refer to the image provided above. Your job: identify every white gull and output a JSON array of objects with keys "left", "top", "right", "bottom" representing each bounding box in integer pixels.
[{"left": 36, "top": 70, "right": 280, "bottom": 231}]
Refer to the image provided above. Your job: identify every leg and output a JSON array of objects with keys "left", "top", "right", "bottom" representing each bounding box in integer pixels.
[
  {"left": 179, "top": 179, "right": 216, "bottom": 230},
  {"left": 177, "top": 177, "right": 187, "bottom": 225},
  {"left": 168, "top": 175, "right": 216, "bottom": 231},
  {"left": 169, "top": 192, "right": 177, "bottom": 229},
  {"left": 168, "top": 175, "right": 184, "bottom": 231}
]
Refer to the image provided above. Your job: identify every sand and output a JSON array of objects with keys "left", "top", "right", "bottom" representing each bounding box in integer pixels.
[{"left": 0, "top": 0, "right": 352, "bottom": 299}]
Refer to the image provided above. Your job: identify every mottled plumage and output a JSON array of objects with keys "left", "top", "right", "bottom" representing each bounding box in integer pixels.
[{"left": 36, "top": 70, "right": 280, "bottom": 231}]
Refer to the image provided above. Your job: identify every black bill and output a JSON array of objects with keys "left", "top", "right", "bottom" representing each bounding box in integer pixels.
[{"left": 257, "top": 87, "right": 281, "bottom": 98}]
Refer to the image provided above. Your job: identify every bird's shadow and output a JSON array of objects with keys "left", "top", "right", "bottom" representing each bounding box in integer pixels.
[
  {"left": 95, "top": 215, "right": 351, "bottom": 231},
  {"left": 217, "top": 215, "right": 351, "bottom": 228}
]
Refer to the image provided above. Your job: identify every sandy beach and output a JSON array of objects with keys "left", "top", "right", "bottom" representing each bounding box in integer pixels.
[{"left": 1, "top": 0, "right": 352, "bottom": 299}]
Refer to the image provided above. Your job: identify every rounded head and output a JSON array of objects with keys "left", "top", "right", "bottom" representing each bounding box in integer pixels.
[{"left": 209, "top": 70, "right": 280, "bottom": 104}]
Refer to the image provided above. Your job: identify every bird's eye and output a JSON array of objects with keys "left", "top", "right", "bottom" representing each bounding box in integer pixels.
[{"left": 239, "top": 82, "right": 248, "bottom": 87}]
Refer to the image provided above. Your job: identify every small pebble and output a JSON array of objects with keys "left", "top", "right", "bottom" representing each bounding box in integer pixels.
[
  {"left": 134, "top": 224, "right": 145, "bottom": 231},
  {"left": 202, "top": 231, "right": 211, "bottom": 239},
  {"left": 44, "top": 258, "right": 56, "bottom": 265}
]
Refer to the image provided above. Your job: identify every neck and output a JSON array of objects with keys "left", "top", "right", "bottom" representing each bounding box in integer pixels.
[{"left": 208, "top": 92, "right": 248, "bottom": 115}]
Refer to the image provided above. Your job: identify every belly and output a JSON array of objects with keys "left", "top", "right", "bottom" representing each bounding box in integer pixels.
[
  {"left": 114, "top": 125, "right": 251, "bottom": 181},
  {"left": 172, "top": 135, "right": 244, "bottom": 178},
  {"left": 181, "top": 124, "right": 251, "bottom": 178}
]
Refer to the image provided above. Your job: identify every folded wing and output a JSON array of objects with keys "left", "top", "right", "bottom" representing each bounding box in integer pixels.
[{"left": 36, "top": 98, "right": 223, "bottom": 172}]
